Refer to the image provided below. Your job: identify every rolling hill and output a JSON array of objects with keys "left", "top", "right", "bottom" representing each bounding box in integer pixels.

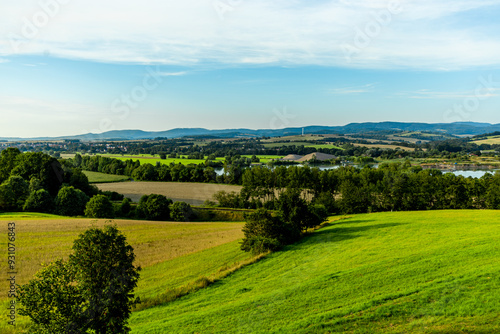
[
  {"left": 3, "top": 121, "right": 500, "bottom": 141},
  {"left": 129, "top": 210, "right": 500, "bottom": 333}
]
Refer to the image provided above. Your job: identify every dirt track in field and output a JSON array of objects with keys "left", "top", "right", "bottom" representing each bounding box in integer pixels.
[{"left": 95, "top": 182, "right": 243, "bottom": 205}]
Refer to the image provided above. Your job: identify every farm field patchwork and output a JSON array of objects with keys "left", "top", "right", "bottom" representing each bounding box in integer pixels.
[
  {"left": 94, "top": 181, "right": 243, "bottom": 205},
  {"left": 129, "top": 210, "right": 500, "bottom": 333},
  {"left": 0, "top": 215, "right": 247, "bottom": 333}
]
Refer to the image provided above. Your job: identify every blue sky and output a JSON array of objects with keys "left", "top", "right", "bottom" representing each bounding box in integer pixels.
[{"left": 1, "top": 0, "right": 500, "bottom": 137}]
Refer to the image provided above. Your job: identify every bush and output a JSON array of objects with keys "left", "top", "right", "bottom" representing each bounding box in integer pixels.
[
  {"left": 55, "top": 186, "right": 89, "bottom": 216},
  {"left": 84, "top": 194, "right": 115, "bottom": 218},
  {"left": 170, "top": 201, "right": 195, "bottom": 221},
  {"left": 213, "top": 191, "right": 246, "bottom": 208},
  {"left": 23, "top": 189, "right": 54, "bottom": 213},
  {"left": 117, "top": 198, "right": 132, "bottom": 217},
  {"left": 101, "top": 190, "right": 125, "bottom": 201},
  {"left": 241, "top": 208, "right": 288, "bottom": 254},
  {"left": 137, "top": 194, "right": 172, "bottom": 220}
]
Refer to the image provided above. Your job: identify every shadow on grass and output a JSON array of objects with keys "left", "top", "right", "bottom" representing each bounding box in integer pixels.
[{"left": 301, "top": 219, "right": 404, "bottom": 246}]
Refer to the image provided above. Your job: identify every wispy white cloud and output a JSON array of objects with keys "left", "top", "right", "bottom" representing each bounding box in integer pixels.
[
  {"left": 405, "top": 88, "right": 500, "bottom": 99},
  {"left": 328, "top": 83, "right": 376, "bottom": 95},
  {"left": 157, "top": 71, "right": 188, "bottom": 77},
  {"left": 0, "top": 0, "right": 499, "bottom": 70}
]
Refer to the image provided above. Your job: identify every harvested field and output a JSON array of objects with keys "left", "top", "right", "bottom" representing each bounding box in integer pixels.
[
  {"left": 0, "top": 218, "right": 244, "bottom": 299},
  {"left": 95, "top": 181, "right": 243, "bottom": 205}
]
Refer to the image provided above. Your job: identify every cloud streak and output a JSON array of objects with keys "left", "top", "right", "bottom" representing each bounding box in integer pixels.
[
  {"left": 0, "top": 0, "right": 499, "bottom": 70},
  {"left": 328, "top": 84, "right": 376, "bottom": 95},
  {"left": 406, "top": 88, "right": 500, "bottom": 99}
]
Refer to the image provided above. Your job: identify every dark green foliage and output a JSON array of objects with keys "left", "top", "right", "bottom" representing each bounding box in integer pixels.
[
  {"left": 277, "top": 188, "right": 327, "bottom": 234},
  {"left": 69, "top": 225, "right": 141, "bottom": 333},
  {"left": 117, "top": 198, "right": 132, "bottom": 217},
  {"left": 11, "top": 152, "right": 64, "bottom": 196},
  {"left": 0, "top": 175, "right": 29, "bottom": 211},
  {"left": 29, "top": 177, "right": 43, "bottom": 193},
  {"left": 17, "top": 260, "right": 85, "bottom": 333},
  {"left": 241, "top": 189, "right": 327, "bottom": 254},
  {"left": 17, "top": 226, "right": 140, "bottom": 334},
  {"left": 69, "top": 168, "right": 96, "bottom": 197},
  {"left": 23, "top": 189, "right": 55, "bottom": 213},
  {"left": 84, "top": 195, "right": 115, "bottom": 218},
  {"left": 131, "top": 163, "right": 157, "bottom": 181},
  {"left": 137, "top": 194, "right": 172, "bottom": 220},
  {"left": 101, "top": 190, "right": 125, "bottom": 201},
  {"left": 0, "top": 147, "right": 21, "bottom": 184},
  {"left": 241, "top": 208, "right": 287, "bottom": 254},
  {"left": 170, "top": 201, "right": 195, "bottom": 221},
  {"left": 213, "top": 191, "right": 246, "bottom": 208},
  {"left": 55, "top": 186, "right": 89, "bottom": 216}
]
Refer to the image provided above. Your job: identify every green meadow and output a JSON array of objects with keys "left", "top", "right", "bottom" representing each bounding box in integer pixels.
[
  {"left": 82, "top": 170, "right": 131, "bottom": 183},
  {"left": 3, "top": 210, "right": 500, "bottom": 333},
  {"left": 130, "top": 210, "right": 500, "bottom": 333}
]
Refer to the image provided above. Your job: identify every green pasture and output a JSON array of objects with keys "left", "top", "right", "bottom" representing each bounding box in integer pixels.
[
  {"left": 130, "top": 210, "right": 500, "bottom": 333},
  {"left": 82, "top": 170, "right": 130, "bottom": 183},
  {"left": 304, "top": 144, "right": 342, "bottom": 150},
  {"left": 262, "top": 141, "right": 316, "bottom": 148}
]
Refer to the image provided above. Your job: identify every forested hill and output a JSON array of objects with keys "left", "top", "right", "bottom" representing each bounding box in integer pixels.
[{"left": 2, "top": 121, "right": 500, "bottom": 141}]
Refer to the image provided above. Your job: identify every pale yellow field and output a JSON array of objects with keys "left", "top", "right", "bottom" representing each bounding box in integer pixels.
[
  {"left": 0, "top": 218, "right": 244, "bottom": 299},
  {"left": 95, "top": 181, "right": 243, "bottom": 205}
]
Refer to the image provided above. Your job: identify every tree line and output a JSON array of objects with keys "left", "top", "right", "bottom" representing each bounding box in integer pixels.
[
  {"left": 0, "top": 149, "right": 195, "bottom": 222},
  {"left": 222, "top": 162, "right": 500, "bottom": 213}
]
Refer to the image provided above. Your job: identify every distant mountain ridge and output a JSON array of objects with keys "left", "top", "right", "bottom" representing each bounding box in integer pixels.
[{"left": 3, "top": 121, "right": 500, "bottom": 141}]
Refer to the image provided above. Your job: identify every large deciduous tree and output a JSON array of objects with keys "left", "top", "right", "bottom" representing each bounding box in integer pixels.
[{"left": 18, "top": 225, "right": 141, "bottom": 334}]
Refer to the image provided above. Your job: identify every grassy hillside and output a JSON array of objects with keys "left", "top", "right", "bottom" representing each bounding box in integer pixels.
[
  {"left": 0, "top": 215, "right": 247, "bottom": 333},
  {"left": 130, "top": 211, "right": 500, "bottom": 333}
]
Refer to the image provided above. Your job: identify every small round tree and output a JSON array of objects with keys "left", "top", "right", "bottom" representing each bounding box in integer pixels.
[
  {"left": 23, "top": 189, "right": 55, "bottom": 213},
  {"left": 170, "top": 201, "right": 194, "bottom": 221},
  {"left": 137, "top": 194, "right": 172, "bottom": 220},
  {"left": 85, "top": 194, "right": 115, "bottom": 218},
  {"left": 55, "top": 186, "right": 89, "bottom": 216}
]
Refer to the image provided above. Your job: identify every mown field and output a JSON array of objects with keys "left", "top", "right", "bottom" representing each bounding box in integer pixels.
[
  {"left": 473, "top": 135, "right": 500, "bottom": 145},
  {"left": 129, "top": 210, "right": 500, "bottom": 333},
  {"left": 0, "top": 214, "right": 248, "bottom": 333},
  {"left": 94, "top": 181, "right": 243, "bottom": 205},
  {"left": 82, "top": 170, "right": 130, "bottom": 183}
]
